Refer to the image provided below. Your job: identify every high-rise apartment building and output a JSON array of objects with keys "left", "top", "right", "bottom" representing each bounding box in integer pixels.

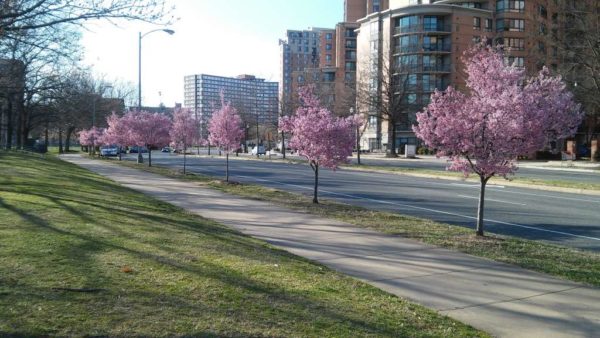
[
  {"left": 184, "top": 74, "right": 279, "bottom": 136},
  {"left": 357, "top": 0, "right": 571, "bottom": 153},
  {"left": 279, "top": 28, "right": 328, "bottom": 103},
  {"left": 281, "top": 1, "right": 390, "bottom": 117}
]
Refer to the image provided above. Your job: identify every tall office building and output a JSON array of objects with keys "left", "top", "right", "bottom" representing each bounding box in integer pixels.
[
  {"left": 356, "top": 0, "right": 577, "bottom": 152},
  {"left": 184, "top": 74, "right": 279, "bottom": 137}
]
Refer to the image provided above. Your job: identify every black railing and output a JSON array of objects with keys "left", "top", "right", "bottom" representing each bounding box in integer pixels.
[
  {"left": 394, "top": 23, "right": 452, "bottom": 34},
  {"left": 394, "top": 43, "right": 451, "bottom": 53},
  {"left": 394, "top": 63, "right": 451, "bottom": 73}
]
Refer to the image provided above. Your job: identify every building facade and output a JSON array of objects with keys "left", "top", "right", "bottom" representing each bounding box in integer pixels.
[
  {"left": 281, "top": 1, "right": 391, "bottom": 117},
  {"left": 184, "top": 74, "right": 279, "bottom": 137},
  {"left": 357, "top": 0, "right": 566, "bottom": 153}
]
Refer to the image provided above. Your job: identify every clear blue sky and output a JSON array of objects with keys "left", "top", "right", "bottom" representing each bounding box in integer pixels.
[{"left": 81, "top": 0, "right": 344, "bottom": 107}]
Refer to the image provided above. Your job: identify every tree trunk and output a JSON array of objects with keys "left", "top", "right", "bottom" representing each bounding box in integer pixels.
[
  {"left": 312, "top": 162, "right": 319, "bottom": 204},
  {"left": 183, "top": 146, "right": 187, "bottom": 174},
  {"left": 44, "top": 123, "right": 49, "bottom": 148},
  {"left": 118, "top": 146, "right": 122, "bottom": 161},
  {"left": 226, "top": 152, "right": 229, "bottom": 182},
  {"left": 281, "top": 131, "right": 286, "bottom": 159},
  {"left": 65, "top": 127, "right": 75, "bottom": 152},
  {"left": 386, "top": 121, "right": 397, "bottom": 157},
  {"left": 58, "top": 129, "right": 64, "bottom": 154},
  {"left": 148, "top": 147, "right": 152, "bottom": 167},
  {"left": 137, "top": 147, "right": 143, "bottom": 164},
  {"left": 476, "top": 176, "right": 490, "bottom": 236},
  {"left": 356, "top": 126, "right": 361, "bottom": 165},
  {"left": 6, "top": 99, "right": 13, "bottom": 150},
  {"left": 208, "top": 143, "right": 211, "bottom": 155}
]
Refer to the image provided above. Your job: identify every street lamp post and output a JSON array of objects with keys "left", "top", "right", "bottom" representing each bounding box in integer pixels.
[
  {"left": 137, "top": 28, "right": 174, "bottom": 163},
  {"left": 138, "top": 28, "right": 175, "bottom": 111}
]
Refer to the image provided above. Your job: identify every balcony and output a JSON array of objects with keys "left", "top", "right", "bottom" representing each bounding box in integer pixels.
[
  {"left": 394, "top": 43, "right": 451, "bottom": 54},
  {"left": 394, "top": 24, "right": 452, "bottom": 35},
  {"left": 394, "top": 63, "right": 451, "bottom": 73}
]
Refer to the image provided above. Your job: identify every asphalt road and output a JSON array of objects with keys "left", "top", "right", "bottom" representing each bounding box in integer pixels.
[{"left": 128, "top": 152, "right": 600, "bottom": 251}]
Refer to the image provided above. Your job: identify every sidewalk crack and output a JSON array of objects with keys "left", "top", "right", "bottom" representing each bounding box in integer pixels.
[{"left": 439, "top": 286, "right": 583, "bottom": 312}]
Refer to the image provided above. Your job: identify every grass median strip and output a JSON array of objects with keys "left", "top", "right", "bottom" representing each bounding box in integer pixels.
[
  {"left": 0, "top": 151, "right": 486, "bottom": 337},
  {"left": 115, "top": 159, "right": 600, "bottom": 288}
]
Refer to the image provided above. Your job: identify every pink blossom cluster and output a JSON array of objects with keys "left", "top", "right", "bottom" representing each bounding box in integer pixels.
[
  {"left": 170, "top": 108, "right": 203, "bottom": 151},
  {"left": 279, "top": 86, "right": 359, "bottom": 170},
  {"left": 208, "top": 96, "right": 243, "bottom": 153},
  {"left": 414, "top": 45, "right": 582, "bottom": 179},
  {"left": 78, "top": 126, "right": 104, "bottom": 147}
]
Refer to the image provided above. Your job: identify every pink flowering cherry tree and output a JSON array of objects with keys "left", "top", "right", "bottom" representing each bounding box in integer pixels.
[
  {"left": 124, "top": 111, "right": 172, "bottom": 167},
  {"left": 170, "top": 108, "right": 201, "bottom": 174},
  {"left": 280, "top": 85, "right": 358, "bottom": 204},
  {"left": 100, "top": 112, "right": 129, "bottom": 160},
  {"left": 414, "top": 45, "right": 582, "bottom": 236},
  {"left": 208, "top": 95, "right": 243, "bottom": 182},
  {"left": 78, "top": 127, "right": 104, "bottom": 155}
]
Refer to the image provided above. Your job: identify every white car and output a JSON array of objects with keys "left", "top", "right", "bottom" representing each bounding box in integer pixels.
[{"left": 100, "top": 145, "right": 119, "bottom": 157}]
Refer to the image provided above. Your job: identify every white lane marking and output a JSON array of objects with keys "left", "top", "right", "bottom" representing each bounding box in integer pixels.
[
  {"left": 490, "top": 188, "right": 600, "bottom": 204},
  {"left": 182, "top": 158, "right": 600, "bottom": 204},
  {"left": 220, "top": 173, "right": 600, "bottom": 242},
  {"left": 457, "top": 195, "right": 526, "bottom": 206},
  {"left": 451, "top": 183, "right": 505, "bottom": 189}
]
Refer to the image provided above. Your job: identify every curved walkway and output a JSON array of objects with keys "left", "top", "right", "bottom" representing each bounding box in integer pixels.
[{"left": 62, "top": 155, "right": 599, "bottom": 338}]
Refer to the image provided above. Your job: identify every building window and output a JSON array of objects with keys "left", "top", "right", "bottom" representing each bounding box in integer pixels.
[
  {"left": 496, "top": 0, "right": 525, "bottom": 13},
  {"left": 344, "top": 72, "right": 354, "bottom": 82},
  {"left": 326, "top": 54, "right": 332, "bottom": 62},
  {"left": 504, "top": 37, "right": 525, "bottom": 50},
  {"left": 373, "top": 0, "right": 380, "bottom": 12},
  {"left": 496, "top": 19, "right": 524, "bottom": 32},
  {"left": 326, "top": 43, "right": 332, "bottom": 50},
  {"left": 323, "top": 72, "right": 335, "bottom": 82},
  {"left": 504, "top": 56, "right": 525, "bottom": 67},
  {"left": 485, "top": 18, "right": 493, "bottom": 32},
  {"left": 345, "top": 50, "right": 357, "bottom": 60},
  {"left": 538, "top": 5, "right": 548, "bottom": 18},
  {"left": 473, "top": 17, "right": 481, "bottom": 30},
  {"left": 326, "top": 33, "right": 333, "bottom": 40},
  {"left": 396, "top": 15, "right": 419, "bottom": 32},
  {"left": 345, "top": 61, "right": 356, "bottom": 70},
  {"left": 297, "top": 75, "right": 304, "bottom": 83}
]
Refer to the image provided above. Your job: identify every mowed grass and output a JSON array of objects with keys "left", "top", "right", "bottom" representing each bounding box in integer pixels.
[
  {"left": 117, "top": 160, "right": 600, "bottom": 288},
  {"left": 0, "top": 152, "right": 486, "bottom": 337}
]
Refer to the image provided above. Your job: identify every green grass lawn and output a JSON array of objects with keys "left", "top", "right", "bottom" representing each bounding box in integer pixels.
[
  {"left": 0, "top": 151, "right": 486, "bottom": 337},
  {"left": 116, "top": 159, "right": 600, "bottom": 288}
]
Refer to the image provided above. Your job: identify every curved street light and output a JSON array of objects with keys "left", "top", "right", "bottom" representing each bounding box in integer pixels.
[{"left": 138, "top": 28, "right": 175, "bottom": 111}]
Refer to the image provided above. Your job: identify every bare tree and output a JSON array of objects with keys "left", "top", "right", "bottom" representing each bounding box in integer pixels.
[
  {"left": 357, "top": 48, "right": 416, "bottom": 157},
  {"left": 0, "top": 0, "right": 173, "bottom": 34},
  {"left": 553, "top": 1, "right": 600, "bottom": 145}
]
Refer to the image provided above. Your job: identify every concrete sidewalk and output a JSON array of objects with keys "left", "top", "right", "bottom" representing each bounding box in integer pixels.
[{"left": 62, "top": 155, "right": 599, "bottom": 338}]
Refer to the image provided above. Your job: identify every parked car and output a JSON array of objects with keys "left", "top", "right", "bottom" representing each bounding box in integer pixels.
[
  {"left": 161, "top": 147, "right": 172, "bottom": 153},
  {"left": 251, "top": 145, "right": 266, "bottom": 155},
  {"left": 100, "top": 145, "right": 119, "bottom": 157},
  {"left": 129, "top": 146, "right": 148, "bottom": 153}
]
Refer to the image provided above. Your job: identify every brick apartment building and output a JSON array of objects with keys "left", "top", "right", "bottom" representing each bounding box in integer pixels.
[
  {"left": 279, "top": 2, "right": 389, "bottom": 117},
  {"left": 356, "top": 0, "right": 595, "bottom": 153}
]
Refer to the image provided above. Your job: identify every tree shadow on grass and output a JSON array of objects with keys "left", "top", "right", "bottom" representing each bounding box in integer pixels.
[{"left": 0, "top": 197, "right": 443, "bottom": 337}]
